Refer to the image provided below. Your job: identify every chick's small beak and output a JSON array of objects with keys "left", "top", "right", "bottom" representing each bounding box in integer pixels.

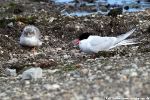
[{"left": 72, "top": 39, "right": 80, "bottom": 46}]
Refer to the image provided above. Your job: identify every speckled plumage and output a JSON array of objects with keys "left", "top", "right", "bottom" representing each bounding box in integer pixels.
[{"left": 19, "top": 25, "right": 42, "bottom": 47}]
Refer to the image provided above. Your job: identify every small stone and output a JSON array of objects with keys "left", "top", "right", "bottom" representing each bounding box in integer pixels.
[
  {"left": 5, "top": 68, "right": 17, "bottom": 76},
  {"left": 104, "top": 65, "right": 113, "bottom": 70},
  {"left": 118, "top": 15, "right": 123, "bottom": 17},
  {"left": 43, "top": 84, "right": 60, "bottom": 90},
  {"left": 0, "top": 92, "right": 7, "bottom": 97},
  {"left": 130, "top": 71, "right": 138, "bottom": 77},
  {"left": 22, "top": 67, "right": 42, "bottom": 80},
  {"left": 7, "top": 22, "right": 13, "bottom": 27},
  {"left": 7, "top": 58, "right": 18, "bottom": 64},
  {"left": 93, "top": 97, "right": 100, "bottom": 100},
  {"left": 56, "top": 48, "right": 62, "bottom": 51},
  {"left": 131, "top": 63, "right": 138, "bottom": 69},
  {"left": 24, "top": 80, "right": 30, "bottom": 85},
  {"left": 0, "top": 50, "right": 4, "bottom": 54},
  {"left": 75, "top": 64, "right": 83, "bottom": 68},
  {"left": 81, "top": 68, "right": 89, "bottom": 75},
  {"left": 47, "top": 69, "right": 60, "bottom": 74},
  {"left": 49, "top": 17, "right": 56, "bottom": 23},
  {"left": 63, "top": 55, "right": 71, "bottom": 60},
  {"left": 44, "top": 36, "right": 49, "bottom": 41}
]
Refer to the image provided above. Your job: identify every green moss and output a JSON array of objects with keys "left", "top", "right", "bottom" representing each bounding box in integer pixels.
[
  {"left": 9, "top": 2, "right": 17, "bottom": 7},
  {"left": 62, "top": 64, "right": 78, "bottom": 72},
  {"left": 0, "top": 18, "right": 15, "bottom": 28},
  {"left": 6, "top": 2, "right": 24, "bottom": 14},
  {"left": 0, "top": 16, "right": 37, "bottom": 28},
  {"left": 15, "top": 16, "right": 37, "bottom": 24}
]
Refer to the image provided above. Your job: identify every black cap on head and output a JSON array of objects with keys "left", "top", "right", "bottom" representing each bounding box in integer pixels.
[{"left": 78, "top": 32, "right": 91, "bottom": 40}]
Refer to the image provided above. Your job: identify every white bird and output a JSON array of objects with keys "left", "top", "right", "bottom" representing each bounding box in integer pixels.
[
  {"left": 20, "top": 25, "right": 42, "bottom": 47},
  {"left": 73, "top": 28, "right": 138, "bottom": 54}
]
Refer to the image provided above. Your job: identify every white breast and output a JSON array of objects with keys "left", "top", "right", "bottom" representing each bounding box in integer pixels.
[
  {"left": 20, "top": 36, "right": 42, "bottom": 47},
  {"left": 79, "top": 39, "right": 93, "bottom": 53},
  {"left": 79, "top": 36, "right": 117, "bottom": 53}
]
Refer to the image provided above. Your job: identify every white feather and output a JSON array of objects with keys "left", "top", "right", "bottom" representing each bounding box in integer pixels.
[
  {"left": 79, "top": 28, "right": 137, "bottom": 53},
  {"left": 19, "top": 25, "right": 42, "bottom": 47}
]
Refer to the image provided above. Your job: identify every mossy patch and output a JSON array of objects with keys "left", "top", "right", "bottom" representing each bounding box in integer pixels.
[
  {"left": 6, "top": 2, "right": 24, "bottom": 14},
  {"left": 0, "top": 18, "right": 16, "bottom": 28},
  {"left": 0, "top": 16, "right": 37, "bottom": 28},
  {"left": 62, "top": 64, "right": 78, "bottom": 72}
]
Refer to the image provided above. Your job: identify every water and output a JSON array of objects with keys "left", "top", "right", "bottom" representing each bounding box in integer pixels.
[
  {"left": 54, "top": 0, "right": 74, "bottom": 3},
  {"left": 53, "top": 0, "right": 150, "bottom": 16},
  {"left": 62, "top": 11, "right": 94, "bottom": 16}
]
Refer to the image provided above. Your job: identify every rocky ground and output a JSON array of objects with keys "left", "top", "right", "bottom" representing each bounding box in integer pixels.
[{"left": 0, "top": 0, "right": 150, "bottom": 99}]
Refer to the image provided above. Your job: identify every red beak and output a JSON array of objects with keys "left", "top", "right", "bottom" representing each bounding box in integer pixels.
[{"left": 72, "top": 39, "right": 80, "bottom": 46}]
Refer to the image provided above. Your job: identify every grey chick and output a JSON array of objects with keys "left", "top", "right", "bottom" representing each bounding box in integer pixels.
[{"left": 19, "top": 25, "right": 42, "bottom": 47}]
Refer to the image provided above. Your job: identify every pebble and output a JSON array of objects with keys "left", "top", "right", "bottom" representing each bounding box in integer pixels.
[
  {"left": 0, "top": 92, "right": 7, "bottom": 97},
  {"left": 63, "top": 54, "right": 71, "bottom": 59},
  {"left": 104, "top": 65, "right": 113, "bottom": 70},
  {"left": 93, "top": 97, "right": 101, "bottom": 100},
  {"left": 22, "top": 67, "right": 42, "bottom": 80},
  {"left": 43, "top": 84, "right": 60, "bottom": 90},
  {"left": 7, "top": 22, "right": 13, "bottom": 27},
  {"left": 7, "top": 58, "right": 18, "bottom": 64},
  {"left": 130, "top": 71, "right": 138, "bottom": 77},
  {"left": 24, "top": 80, "right": 30, "bottom": 85},
  {"left": 131, "top": 63, "right": 138, "bottom": 69},
  {"left": 5, "top": 68, "right": 17, "bottom": 76},
  {"left": 56, "top": 48, "right": 62, "bottom": 51},
  {"left": 81, "top": 68, "right": 89, "bottom": 75},
  {"left": 49, "top": 17, "right": 56, "bottom": 23},
  {"left": 47, "top": 69, "right": 60, "bottom": 74}
]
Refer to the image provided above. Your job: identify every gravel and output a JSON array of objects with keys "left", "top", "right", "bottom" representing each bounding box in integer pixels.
[{"left": 0, "top": 0, "right": 149, "bottom": 99}]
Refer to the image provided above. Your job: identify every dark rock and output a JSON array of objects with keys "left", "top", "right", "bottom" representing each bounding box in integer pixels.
[
  {"left": 107, "top": 7, "right": 123, "bottom": 17},
  {"left": 124, "top": 6, "right": 129, "bottom": 10}
]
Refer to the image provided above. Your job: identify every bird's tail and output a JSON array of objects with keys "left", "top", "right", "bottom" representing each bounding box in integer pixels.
[
  {"left": 116, "top": 28, "right": 136, "bottom": 44},
  {"left": 110, "top": 38, "right": 140, "bottom": 49}
]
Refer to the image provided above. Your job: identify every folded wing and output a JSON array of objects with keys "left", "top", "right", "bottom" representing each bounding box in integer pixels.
[{"left": 88, "top": 36, "right": 117, "bottom": 53}]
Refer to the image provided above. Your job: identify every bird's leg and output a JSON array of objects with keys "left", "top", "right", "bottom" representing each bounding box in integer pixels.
[{"left": 31, "top": 47, "right": 36, "bottom": 55}]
